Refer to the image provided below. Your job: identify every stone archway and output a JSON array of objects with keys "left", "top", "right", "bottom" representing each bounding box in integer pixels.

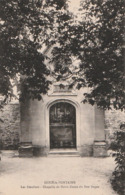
[
  {"left": 45, "top": 98, "right": 81, "bottom": 153},
  {"left": 49, "top": 102, "right": 76, "bottom": 149}
]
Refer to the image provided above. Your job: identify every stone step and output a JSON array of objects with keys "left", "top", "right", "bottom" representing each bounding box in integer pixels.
[
  {"left": 48, "top": 154, "right": 80, "bottom": 157},
  {"left": 48, "top": 149, "right": 80, "bottom": 157}
]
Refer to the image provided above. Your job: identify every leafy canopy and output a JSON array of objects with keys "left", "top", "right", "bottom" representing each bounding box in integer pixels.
[
  {"left": 0, "top": 0, "right": 70, "bottom": 102},
  {"left": 51, "top": 0, "right": 124, "bottom": 110},
  {"left": 0, "top": 0, "right": 124, "bottom": 110}
]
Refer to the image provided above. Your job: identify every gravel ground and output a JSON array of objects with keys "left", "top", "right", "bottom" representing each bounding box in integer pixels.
[{"left": 0, "top": 150, "right": 118, "bottom": 195}]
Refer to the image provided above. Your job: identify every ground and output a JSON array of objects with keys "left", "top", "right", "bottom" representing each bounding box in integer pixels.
[{"left": 0, "top": 150, "right": 118, "bottom": 195}]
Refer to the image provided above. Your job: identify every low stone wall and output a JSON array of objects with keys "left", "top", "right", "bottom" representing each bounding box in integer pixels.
[{"left": 0, "top": 103, "right": 20, "bottom": 149}]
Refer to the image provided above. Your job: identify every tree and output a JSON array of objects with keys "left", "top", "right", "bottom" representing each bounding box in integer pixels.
[
  {"left": 0, "top": 0, "right": 124, "bottom": 109},
  {"left": 51, "top": 0, "right": 124, "bottom": 110},
  {"left": 0, "top": 0, "right": 70, "bottom": 103}
]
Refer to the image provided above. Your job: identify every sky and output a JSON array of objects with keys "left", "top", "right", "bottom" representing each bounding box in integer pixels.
[{"left": 68, "top": 0, "right": 81, "bottom": 12}]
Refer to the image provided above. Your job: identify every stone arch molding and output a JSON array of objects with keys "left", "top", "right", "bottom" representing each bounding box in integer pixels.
[
  {"left": 45, "top": 98, "right": 81, "bottom": 151},
  {"left": 46, "top": 98, "right": 80, "bottom": 110}
]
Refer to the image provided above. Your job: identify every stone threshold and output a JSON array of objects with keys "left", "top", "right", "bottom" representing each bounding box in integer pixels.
[{"left": 48, "top": 148, "right": 80, "bottom": 157}]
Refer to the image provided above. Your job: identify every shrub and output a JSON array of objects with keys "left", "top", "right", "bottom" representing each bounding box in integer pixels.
[{"left": 110, "top": 129, "right": 125, "bottom": 195}]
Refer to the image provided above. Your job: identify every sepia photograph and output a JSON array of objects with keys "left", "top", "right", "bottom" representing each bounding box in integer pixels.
[{"left": 0, "top": 0, "right": 125, "bottom": 195}]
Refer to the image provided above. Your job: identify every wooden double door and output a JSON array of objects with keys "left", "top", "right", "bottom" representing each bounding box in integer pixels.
[{"left": 50, "top": 102, "right": 76, "bottom": 149}]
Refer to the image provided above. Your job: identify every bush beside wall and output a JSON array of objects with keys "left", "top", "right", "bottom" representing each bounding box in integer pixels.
[{"left": 110, "top": 130, "right": 125, "bottom": 195}]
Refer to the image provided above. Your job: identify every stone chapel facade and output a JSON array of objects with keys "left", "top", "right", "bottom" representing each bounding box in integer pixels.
[
  {"left": 19, "top": 80, "right": 107, "bottom": 157},
  {"left": 17, "top": 46, "right": 107, "bottom": 157}
]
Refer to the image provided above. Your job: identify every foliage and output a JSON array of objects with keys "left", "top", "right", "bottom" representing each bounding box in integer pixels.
[
  {"left": 0, "top": 0, "right": 124, "bottom": 110},
  {"left": 51, "top": 0, "right": 124, "bottom": 110},
  {"left": 0, "top": 0, "right": 70, "bottom": 102},
  {"left": 110, "top": 130, "right": 125, "bottom": 195}
]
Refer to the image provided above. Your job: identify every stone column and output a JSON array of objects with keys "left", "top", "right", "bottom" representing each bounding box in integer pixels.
[
  {"left": 19, "top": 99, "right": 33, "bottom": 157},
  {"left": 93, "top": 105, "right": 107, "bottom": 157},
  {"left": 94, "top": 105, "right": 105, "bottom": 141},
  {"left": 20, "top": 99, "right": 32, "bottom": 142}
]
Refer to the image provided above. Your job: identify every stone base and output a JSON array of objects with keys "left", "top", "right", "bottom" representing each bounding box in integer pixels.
[
  {"left": 18, "top": 142, "right": 33, "bottom": 157},
  {"left": 93, "top": 141, "right": 107, "bottom": 157},
  {"left": 33, "top": 146, "right": 48, "bottom": 157},
  {"left": 78, "top": 145, "right": 93, "bottom": 157},
  {"left": 18, "top": 143, "right": 108, "bottom": 157}
]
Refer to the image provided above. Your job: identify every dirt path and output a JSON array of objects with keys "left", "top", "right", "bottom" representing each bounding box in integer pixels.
[{"left": 0, "top": 151, "right": 118, "bottom": 195}]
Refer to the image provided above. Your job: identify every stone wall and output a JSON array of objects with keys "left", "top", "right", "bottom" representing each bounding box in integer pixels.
[
  {"left": 0, "top": 103, "right": 20, "bottom": 149},
  {"left": 105, "top": 109, "right": 125, "bottom": 131},
  {"left": 105, "top": 109, "right": 125, "bottom": 144}
]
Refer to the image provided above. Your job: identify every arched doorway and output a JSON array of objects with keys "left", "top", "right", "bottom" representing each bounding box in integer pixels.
[{"left": 49, "top": 102, "right": 76, "bottom": 149}]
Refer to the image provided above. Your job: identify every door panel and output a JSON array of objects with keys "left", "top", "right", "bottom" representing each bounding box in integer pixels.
[{"left": 50, "top": 102, "right": 76, "bottom": 149}]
